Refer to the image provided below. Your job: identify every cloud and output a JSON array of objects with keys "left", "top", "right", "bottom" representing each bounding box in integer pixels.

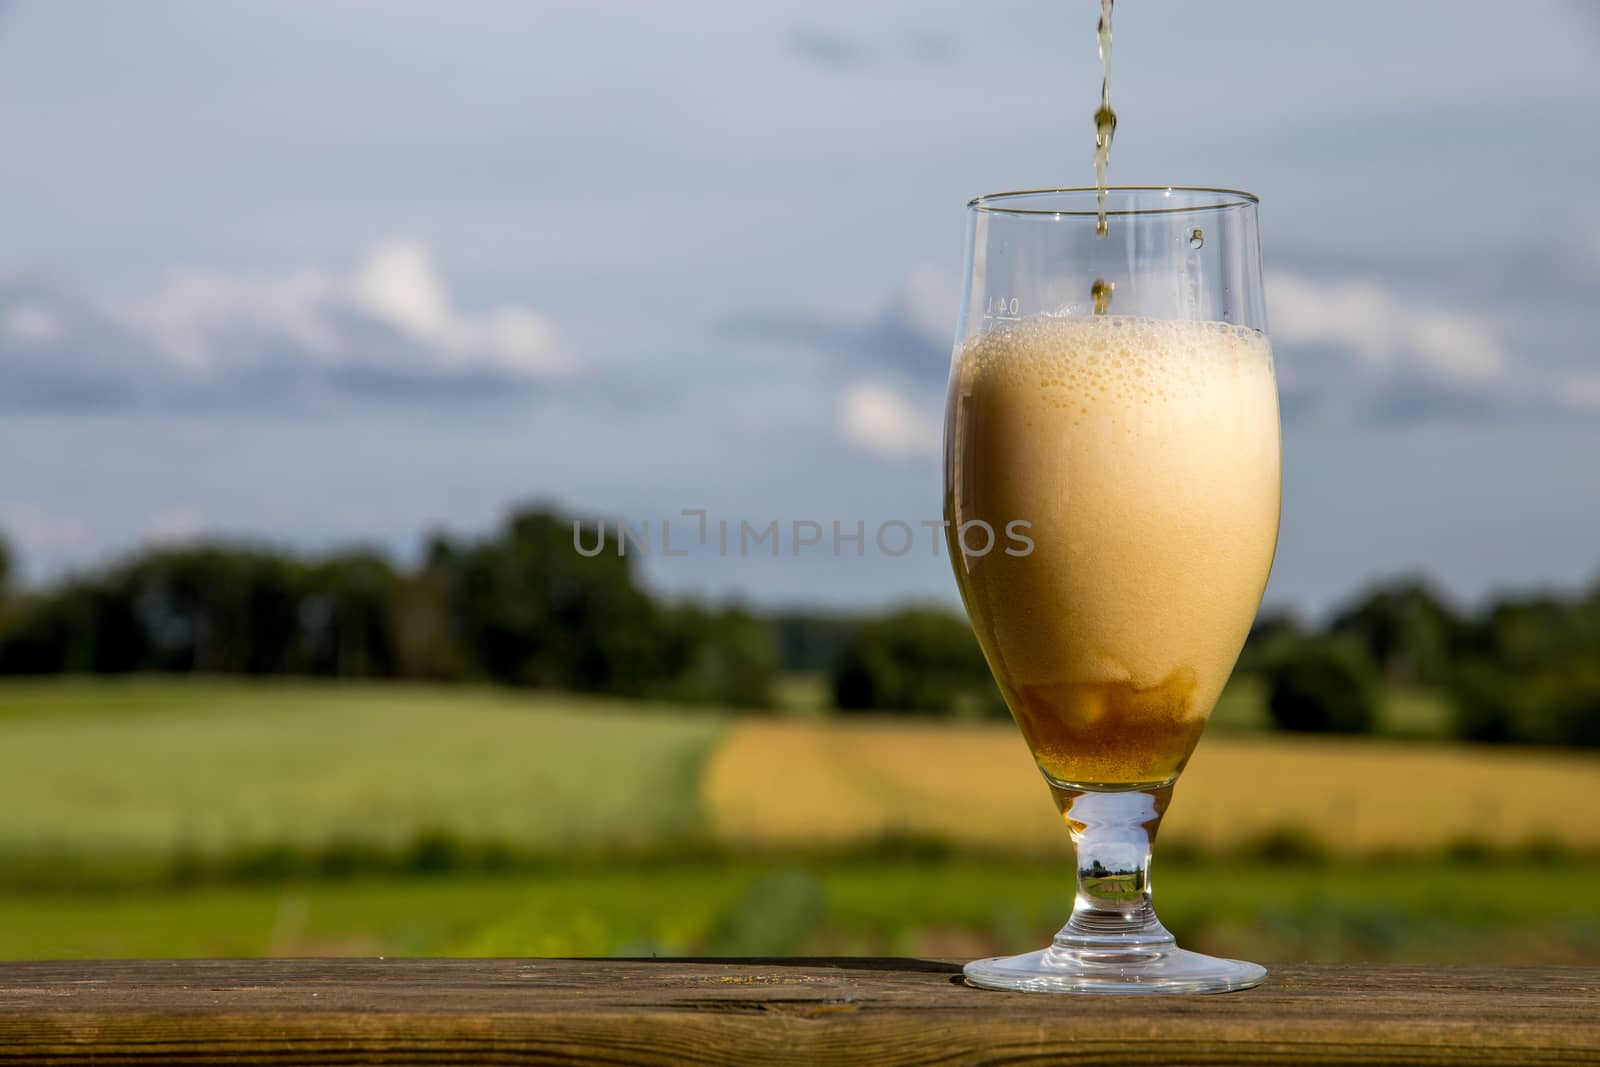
[
  {"left": 0, "top": 240, "right": 570, "bottom": 412},
  {"left": 347, "top": 240, "right": 564, "bottom": 380},
  {"left": 725, "top": 266, "right": 958, "bottom": 385},
  {"left": 739, "top": 260, "right": 1597, "bottom": 432},
  {"left": 785, "top": 25, "right": 870, "bottom": 69},
  {"left": 3, "top": 302, "right": 63, "bottom": 344},
  {"left": 1270, "top": 272, "right": 1507, "bottom": 385},
  {"left": 1265, "top": 270, "right": 1554, "bottom": 423},
  {"left": 838, "top": 382, "right": 939, "bottom": 462}
]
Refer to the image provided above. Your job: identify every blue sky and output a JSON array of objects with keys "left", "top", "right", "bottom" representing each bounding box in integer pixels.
[{"left": 2, "top": 1, "right": 1599, "bottom": 617}]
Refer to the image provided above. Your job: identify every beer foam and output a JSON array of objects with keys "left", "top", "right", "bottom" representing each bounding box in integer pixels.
[
  {"left": 947, "top": 314, "right": 1280, "bottom": 784},
  {"left": 959, "top": 314, "right": 1273, "bottom": 419}
]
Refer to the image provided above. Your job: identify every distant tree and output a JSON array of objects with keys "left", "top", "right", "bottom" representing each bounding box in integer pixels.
[
  {"left": 1451, "top": 655, "right": 1600, "bottom": 748},
  {"left": 1330, "top": 580, "right": 1459, "bottom": 685},
  {"left": 390, "top": 557, "right": 474, "bottom": 681},
  {"left": 832, "top": 607, "right": 1003, "bottom": 717},
  {"left": 772, "top": 612, "right": 860, "bottom": 674},
  {"left": 299, "top": 551, "right": 399, "bottom": 678},
  {"left": 0, "top": 544, "right": 323, "bottom": 677},
  {"left": 442, "top": 509, "right": 666, "bottom": 693},
  {"left": 0, "top": 507, "right": 785, "bottom": 705},
  {"left": 655, "top": 603, "right": 776, "bottom": 709},
  {"left": 435, "top": 507, "right": 781, "bottom": 701},
  {"left": 118, "top": 546, "right": 305, "bottom": 674},
  {"left": 1536, "top": 664, "right": 1600, "bottom": 748},
  {"left": 1451, "top": 658, "right": 1526, "bottom": 744},
  {"left": 0, "top": 534, "right": 14, "bottom": 652},
  {"left": 0, "top": 582, "right": 97, "bottom": 673},
  {"left": 1462, "top": 597, "right": 1600, "bottom": 671},
  {"left": 1261, "top": 638, "right": 1380, "bottom": 735},
  {"left": 1237, "top": 610, "right": 1304, "bottom": 674}
]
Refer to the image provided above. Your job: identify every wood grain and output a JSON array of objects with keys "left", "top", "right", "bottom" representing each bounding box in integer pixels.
[{"left": 0, "top": 958, "right": 1596, "bottom": 1065}]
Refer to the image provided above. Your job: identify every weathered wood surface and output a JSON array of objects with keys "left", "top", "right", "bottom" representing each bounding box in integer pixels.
[{"left": 0, "top": 958, "right": 1596, "bottom": 1065}]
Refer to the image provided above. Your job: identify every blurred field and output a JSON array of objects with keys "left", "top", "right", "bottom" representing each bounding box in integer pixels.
[
  {"left": 778, "top": 671, "right": 1456, "bottom": 740},
  {"left": 7, "top": 860, "right": 1598, "bottom": 965},
  {"left": 3, "top": 678, "right": 1595, "bottom": 867},
  {"left": 0, "top": 678, "right": 723, "bottom": 862},
  {"left": 3, "top": 678, "right": 1598, "bottom": 965},
  {"left": 706, "top": 719, "right": 1600, "bottom": 854}
]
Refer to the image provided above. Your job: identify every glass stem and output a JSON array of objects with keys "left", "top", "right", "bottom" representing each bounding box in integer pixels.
[{"left": 1051, "top": 782, "right": 1176, "bottom": 954}]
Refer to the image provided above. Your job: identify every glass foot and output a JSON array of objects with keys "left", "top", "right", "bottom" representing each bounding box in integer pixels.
[{"left": 965, "top": 943, "right": 1266, "bottom": 995}]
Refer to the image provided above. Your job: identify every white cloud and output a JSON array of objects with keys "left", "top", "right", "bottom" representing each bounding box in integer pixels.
[
  {"left": 839, "top": 381, "right": 938, "bottom": 461},
  {"left": 1269, "top": 271, "right": 1508, "bottom": 386},
  {"left": 352, "top": 240, "right": 451, "bottom": 340},
  {"left": 351, "top": 240, "right": 565, "bottom": 379},
  {"left": 752, "top": 265, "right": 1574, "bottom": 428},
  {"left": 8, "top": 238, "right": 576, "bottom": 405},
  {"left": 3, "top": 303, "right": 64, "bottom": 345},
  {"left": 115, "top": 267, "right": 341, "bottom": 373}
]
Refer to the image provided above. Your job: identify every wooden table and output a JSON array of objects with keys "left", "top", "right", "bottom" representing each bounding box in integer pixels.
[{"left": 1, "top": 958, "right": 1596, "bottom": 1064}]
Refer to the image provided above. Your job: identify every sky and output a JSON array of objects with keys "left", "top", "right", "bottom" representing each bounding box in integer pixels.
[{"left": 2, "top": 0, "right": 1599, "bottom": 619}]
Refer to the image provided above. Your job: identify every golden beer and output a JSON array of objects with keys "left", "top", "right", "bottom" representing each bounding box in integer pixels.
[{"left": 946, "top": 314, "right": 1281, "bottom": 788}]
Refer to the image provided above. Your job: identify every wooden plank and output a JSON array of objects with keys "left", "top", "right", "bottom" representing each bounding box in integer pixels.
[{"left": 0, "top": 958, "right": 1596, "bottom": 1065}]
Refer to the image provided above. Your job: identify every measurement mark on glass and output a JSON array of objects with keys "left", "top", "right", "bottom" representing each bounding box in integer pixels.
[{"left": 984, "top": 296, "right": 1023, "bottom": 322}]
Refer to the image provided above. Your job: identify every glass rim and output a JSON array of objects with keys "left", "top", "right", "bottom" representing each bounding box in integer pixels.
[{"left": 968, "top": 186, "right": 1259, "bottom": 217}]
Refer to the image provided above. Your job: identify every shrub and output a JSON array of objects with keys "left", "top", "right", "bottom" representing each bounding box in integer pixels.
[
  {"left": 1237, "top": 610, "right": 1304, "bottom": 674},
  {"left": 1261, "top": 638, "right": 1380, "bottom": 735},
  {"left": 1450, "top": 655, "right": 1600, "bottom": 748},
  {"left": 831, "top": 607, "right": 1003, "bottom": 717},
  {"left": 1329, "top": 579, "right": 1460, "bottom": 685}
]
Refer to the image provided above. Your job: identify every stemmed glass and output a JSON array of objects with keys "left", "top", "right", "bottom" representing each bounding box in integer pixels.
[{"left": 944, "top": 187, "right": 1280, "bottom": 993}]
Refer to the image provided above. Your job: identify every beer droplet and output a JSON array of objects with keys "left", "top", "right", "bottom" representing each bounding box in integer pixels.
[
  {"left": 1189, "top": 228, "right": 1204, "bottom": 249},
  {"left": 1091, "top": 278, "right": 1114, "bottom": 315}
]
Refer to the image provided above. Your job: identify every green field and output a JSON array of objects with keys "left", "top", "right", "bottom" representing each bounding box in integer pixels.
[
  {"left": 0, "top": 677, "right": 723, "bottom": 863},
  {"left": 9, "top": 860, "right": 1599, "bottom": 965},
  {"left": 2, "top": 677, "right": 1597, "bottom": 965}
]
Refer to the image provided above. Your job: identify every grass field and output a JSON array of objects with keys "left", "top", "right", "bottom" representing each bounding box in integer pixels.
[
  {"left": 2, "top": 677, "right": 1598, "bottom": 964},
  {"left": 0, "top": 677, "right": 723, "bottom": 861},
  {"left": 4, "top": 677, "right": 1596, "bottom": 867},
  {"left": 7, "top": 859, "right": 1598, "bottom": 965}
]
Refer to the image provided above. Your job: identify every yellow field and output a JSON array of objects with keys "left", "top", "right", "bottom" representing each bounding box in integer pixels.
[{"left": 704, "top": 718, "right": 1600, "bottom": 854}]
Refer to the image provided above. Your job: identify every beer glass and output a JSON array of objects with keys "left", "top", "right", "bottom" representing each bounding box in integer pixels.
[{"left": 945, "top": 187, "right": 1279, "bottom": 993}]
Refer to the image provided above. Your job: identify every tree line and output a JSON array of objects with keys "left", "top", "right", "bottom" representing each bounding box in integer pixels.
[
  {"left": 0, "top": 511, "right": 1596, "bottom": 747},
  {"left": 827, "top": 582, "right": 1600, "bottom": 747},
  {"left": 0, "top": 509, "right": 773, "bottom": 708},
  {"left": 1243, "top": 582, "right": 1600, "bottom": 747}
]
